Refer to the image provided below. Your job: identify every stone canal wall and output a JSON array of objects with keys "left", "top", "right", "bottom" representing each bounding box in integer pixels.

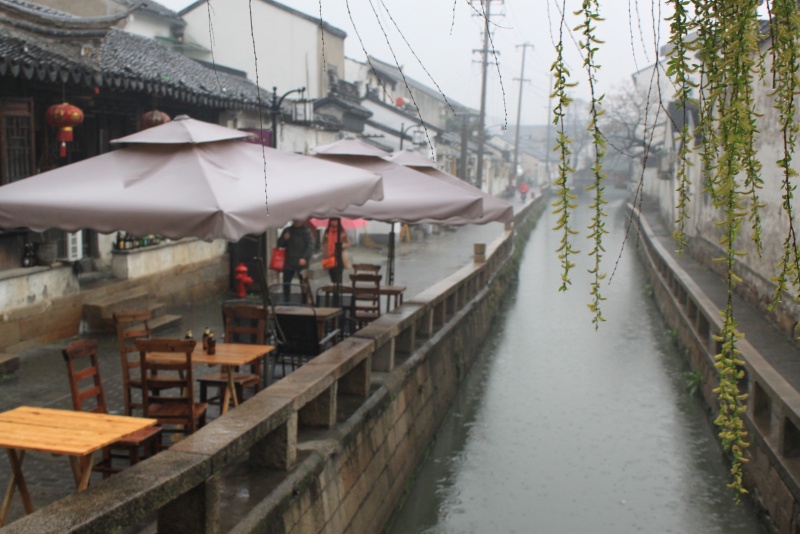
[
  {"left": 633, "top": 207, "right": 800, "bottom": 533},
  {"left": 1, "top": 196, "right": 544, "bottom": 534}
]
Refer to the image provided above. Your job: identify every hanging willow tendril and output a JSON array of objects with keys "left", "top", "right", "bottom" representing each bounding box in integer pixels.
[
  {"left": 575, "top": 0, "right": 607, "bottom": 327},
  {"left": 551, "top": 1, "right": 579, "bottom": 292},
  {"left": 769, "top": 0, "right": 800, "bottom": 309},
  {"left": 666, "top": 0, "right": 696, "bottom": 253}
]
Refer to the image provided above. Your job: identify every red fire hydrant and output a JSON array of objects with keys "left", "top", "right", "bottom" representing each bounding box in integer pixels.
[{"left": 234, "top": 263, "right": 253, "bottom": 298}]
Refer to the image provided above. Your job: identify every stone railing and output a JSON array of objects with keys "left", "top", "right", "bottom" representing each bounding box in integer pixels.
[
  {"left": 634, "top": 208, "right": 800, "bottom": 533},
  {"left": 1, "top": 197, "right": 541, "bottom": 534}
]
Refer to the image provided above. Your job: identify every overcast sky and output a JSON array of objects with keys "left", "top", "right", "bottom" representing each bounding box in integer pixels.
[{"left": 158, "top": 0, "right": 675, "bottom": 127}]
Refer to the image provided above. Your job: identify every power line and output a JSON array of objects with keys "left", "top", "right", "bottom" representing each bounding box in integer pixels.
[{"left": 512, "top": 42, "right": 533, "bottom": 188}]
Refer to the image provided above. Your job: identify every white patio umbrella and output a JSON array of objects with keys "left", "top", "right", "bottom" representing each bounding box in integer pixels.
[
  {"left": 389, "top": 148, "right": 514, "bottom": 225},
  {"left": 311, "top": 137, "right": 486, "bottom": 284},
  {"left": 312, "top": 137, "right": 483, "bottom": 223},
  {"left": 0, "top": 116, "right": 384, "bottom": 243}
]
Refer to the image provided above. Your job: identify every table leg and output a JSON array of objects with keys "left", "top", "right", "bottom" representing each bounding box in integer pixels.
[
  {"left": 1, "top": 449, "right": 32, "bottom": 526},
  {"left": 68, "top": 452, "right": 96, "bottom": 491},
  {"left": 225, "top": 366, "right": 239, "bottom": 413}
]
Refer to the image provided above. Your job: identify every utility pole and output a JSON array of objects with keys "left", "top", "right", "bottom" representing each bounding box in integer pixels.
[
  {"left": 512, "top": 43, "right": 533, "bottom": 192},
  {"left": 544, "top": 74, "right": 553, "bottom": 187},
  {"left": 473, "top": 0, "right": 501, "bottom": 191}
]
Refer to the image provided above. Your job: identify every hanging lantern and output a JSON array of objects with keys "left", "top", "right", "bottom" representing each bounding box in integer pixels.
[
  {"left": 46, "top": 103, "right": 84, "bottom": 158},
  {"left": 140, "top": 110, "right": 171, "bottom": 130}
]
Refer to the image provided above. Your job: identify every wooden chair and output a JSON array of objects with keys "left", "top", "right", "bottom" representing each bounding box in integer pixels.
[
  {"left": 352, "top": 263, "right": 381, "bottom": 275},
  {"left": 350, "top": 272, "right": 382, "bottom": 330},
  {"left": 62, "top": 339, "right": 161, "bottom": 478},
  {"left": 197, "top": 303, "right": 267, "bottom": 408},
  {"left": 113, "top": 310, "right": 152, "bottom": 416},
  {"left": 135, "top": 338, "right": 208, "bottom": 441}
]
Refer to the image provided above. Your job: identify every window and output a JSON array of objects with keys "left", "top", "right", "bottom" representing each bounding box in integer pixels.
[{"left": 0, "top": 98, "right": 34, "bottom": 184}]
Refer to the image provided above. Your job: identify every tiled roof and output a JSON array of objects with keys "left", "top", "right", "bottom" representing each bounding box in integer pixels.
[{"left": 0, "top": 23, "right": 264, "bottom": 109}]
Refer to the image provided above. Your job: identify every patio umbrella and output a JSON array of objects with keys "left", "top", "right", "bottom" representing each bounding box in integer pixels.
[
  {"left": 312, "top": 137, "right": 483, "bottom": 223},
  {"left": 389, "top": 149, "right": 514, "bottom": 225},
  {"left": 311, "top": 137, "right": 486, "bottom": 284},
  {"left": 0, "top": 116, "right": 384, "bottom": 243}
]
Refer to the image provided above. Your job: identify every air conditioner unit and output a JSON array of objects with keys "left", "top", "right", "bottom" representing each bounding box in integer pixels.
[{"left": 65, "top": 231, "right": 83, "bottom": 262}]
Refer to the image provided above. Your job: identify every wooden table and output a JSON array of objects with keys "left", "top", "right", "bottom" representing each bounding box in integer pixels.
[
  {"left": 273, "top": 305, "right": 342, "bottom": 339},
  {"left": 318, "top": 284, "right": 406, "bottom": 313},
  {"left": 0, "top": 406, "right": 156, "bottom": 525},
  {"left": 146, "top": 343, "right": 274, "bottom": 414}
]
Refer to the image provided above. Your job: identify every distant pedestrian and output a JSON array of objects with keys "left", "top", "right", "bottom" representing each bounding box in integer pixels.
[
  {"left": 322, "top": 218, "right": 352, "bottom": 284},
  {"left": 277, "top": 219, "right": 314, "bottom": 300}
]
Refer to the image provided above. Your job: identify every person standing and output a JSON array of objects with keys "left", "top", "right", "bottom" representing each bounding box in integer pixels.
[
  {"left": 277, "top": 219, "right": 314, "bottom": 301},
  {"left": 322, "top": 218, "right": 351, "bottom": 284}
]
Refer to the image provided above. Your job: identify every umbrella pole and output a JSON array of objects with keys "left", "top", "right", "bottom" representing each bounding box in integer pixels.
[
  {"left": 387, "top": 223, "right": 396, "bottom": 285},
  {"left": 254, "top": 256, "right": 284, "bottom": 386},
  {"left": 334, "top": 229, "right": 343, "bottom": 308}
]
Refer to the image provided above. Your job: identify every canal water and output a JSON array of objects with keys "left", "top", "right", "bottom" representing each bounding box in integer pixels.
[{"left": 385, "top": 192, "right": 768, "bottom": 533}]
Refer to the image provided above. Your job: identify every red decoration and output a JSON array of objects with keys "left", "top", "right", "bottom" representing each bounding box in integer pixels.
[
  {"left": 396, "top": 96, "right": 405, "bottom": 107},
  {"left": 234, "top": 263, "right": 253, "bottom": 298},
  {"left": 140, "top": 110, "right": 171, "bottom": 130},
  {"left": 46, "top": 103, "right": 84, "bottom": 158}
]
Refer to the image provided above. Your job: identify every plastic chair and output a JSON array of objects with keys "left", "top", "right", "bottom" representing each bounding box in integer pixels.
[
  {"left": 197, "top": 303, "right": 267, "bottom": 407},
  {"left": 62, "top": 339, "right": 161, "bottom": 478},
  {"left": 266, "top": 284, "right": 340, "bottom": 377},
  {"left": 113, "top": 309, "right": 152, "bottom": 416},
  {"left": 136, "top": 338, "right": 208, "bottom": 441}
]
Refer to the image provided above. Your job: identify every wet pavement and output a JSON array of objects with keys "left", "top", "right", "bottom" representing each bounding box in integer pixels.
[{"left": 0, "top": 216, "right": 509, "bottom": 527}]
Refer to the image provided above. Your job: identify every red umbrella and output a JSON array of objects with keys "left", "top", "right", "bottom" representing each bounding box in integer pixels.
[{"left": 309, "top": 218, "right": 368, "bottom": 230}]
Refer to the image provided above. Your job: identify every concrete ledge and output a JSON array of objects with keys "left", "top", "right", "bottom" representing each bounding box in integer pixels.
[
  {"left": 2, "top": 450, "right": 212, "bottom": 534},
  {"left": 170, "top": 394, "right": 295, "bottom": 470}
]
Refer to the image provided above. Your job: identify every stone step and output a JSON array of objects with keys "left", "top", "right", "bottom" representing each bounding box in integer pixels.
[
  {"left": 0, "top": 352, "right": 19, "bottom": 378},
  {"left": 149, "top": 314, "right": 182, "bottom": 333},
  {"left": 83, "top": 289, "right": 179, "bottom": 333}
]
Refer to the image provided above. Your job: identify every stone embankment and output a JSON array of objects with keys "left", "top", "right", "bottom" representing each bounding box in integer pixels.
[{"left": 634, "top": 201, "right": 800, "bottom": 533}]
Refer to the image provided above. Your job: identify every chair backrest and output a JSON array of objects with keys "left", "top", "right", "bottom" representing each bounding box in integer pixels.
[
  {"left": 350, "top": 272, "right": 382, "bottom": 323},
  {"left": 223, "top": 303, "right": 268, "bottom": 378},
  {"left": 114, "top": 309, "right": 152, "bottom": 415},
  {"left": 62, "top": 339, "right": 107, "bottom": 414},
  {"left": 135, "top": 338, "right": 199, "bottom": 432},
  {"left": 352, "top": 263, "right": 381, "bottom": 275},
  {"left": 276, "top": 309, "right": 322, "bottom": 356},
  {"left": 223, "top": 303, "right": 267, "bottom": 344}
]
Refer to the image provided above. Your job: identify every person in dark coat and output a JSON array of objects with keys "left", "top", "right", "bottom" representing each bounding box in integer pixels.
[{"left": 277, "top": 219, "right": 314, "bottom": 301}]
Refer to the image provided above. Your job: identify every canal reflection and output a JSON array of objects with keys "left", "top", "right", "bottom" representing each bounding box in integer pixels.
[{"left": 385, "top": 192, "right": 767, "bottom": 534}]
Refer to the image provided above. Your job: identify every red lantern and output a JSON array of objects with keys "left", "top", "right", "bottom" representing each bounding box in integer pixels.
[
  {"left": 141, "top": 110, "right": 171, "bottom": 130},
  {"left": 396, "top": 96, "right": 405, "bottom": 107},
  {"left": 46, "top": 103, "right": 84, "bottom": 158}
]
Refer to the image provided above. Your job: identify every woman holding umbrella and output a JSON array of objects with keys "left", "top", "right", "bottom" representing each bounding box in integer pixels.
[{"left": 321, "top": 218, "right": 351, "bottom": 284}]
